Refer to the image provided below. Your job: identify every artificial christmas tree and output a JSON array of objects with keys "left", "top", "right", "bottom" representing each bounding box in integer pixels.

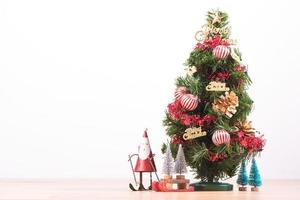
[
  {"left": 162, "top": 9, "right": 265, "bottom": 191},
  {"left": 236, "top": 160, "right": 248, "bottom": 191},
  {"left": 249, "top": 159, "right": 262, "bottom": 191}
]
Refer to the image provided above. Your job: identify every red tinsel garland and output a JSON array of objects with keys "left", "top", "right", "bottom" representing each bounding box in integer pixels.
[
  {"left": 167, "top": 100, "right": 184, "bottom": 120},
  {"left": 180, "top": 114, "right": 202, "bottom": 126},
  {"left": 195, "top": 35, "right": 230, "bottom": 50},
  {"left": 236, "top": 131, "right": 265, "bottom": 153},
  {"left": 209, "top": 71, "right": 230, "bottom": 81},
  {"left": 167, "top": 101, "right": 216, "bottom": 127},
  {"left": 202, "top": 114, "right": 217, "bottom": 126},
  {"left": 195, "top": 42, "right": 207, "bottom": 50}
]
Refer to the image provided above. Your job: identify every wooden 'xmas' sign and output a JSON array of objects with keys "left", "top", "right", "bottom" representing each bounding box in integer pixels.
[
  {"left": 206, "top": 81, "right": 230, "bottom": 92},
  {"left": 183, "top": 127, "right": 207, "bottom": 140}
]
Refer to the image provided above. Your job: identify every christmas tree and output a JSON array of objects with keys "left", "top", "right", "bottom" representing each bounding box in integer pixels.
[
  {"left": 163, "top": 10, "right": 265, "bottom": 189},
  {"left": 174, "top": 144, "right": 187, "bottom": 175},
  {"left": 248, "top": 159, "right": 262, "bottom": 189},
  {"left": 236, "top": 160, "right": 248, "bottom": 190},
  {"left": 162, "top": 143, "right": 174, "bottom": 176}
]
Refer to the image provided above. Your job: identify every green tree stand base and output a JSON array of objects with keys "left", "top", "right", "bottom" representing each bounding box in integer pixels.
[{"left": 191, "top": 182, "right": 233, "bottom": 191}]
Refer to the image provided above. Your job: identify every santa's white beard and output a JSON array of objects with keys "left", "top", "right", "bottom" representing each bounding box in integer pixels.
[{"left": 138, "top": 147, "right": 150, "bottom": 160}]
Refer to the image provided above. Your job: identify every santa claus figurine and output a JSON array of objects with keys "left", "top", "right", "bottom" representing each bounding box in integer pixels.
[{"left": 128, "top": 129, "right": 159, "bottom": 191}]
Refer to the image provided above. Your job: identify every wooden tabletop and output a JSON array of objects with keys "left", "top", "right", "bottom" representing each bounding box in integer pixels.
[{"left": 0, "top": 179, "right": 299, "bottom": 200}]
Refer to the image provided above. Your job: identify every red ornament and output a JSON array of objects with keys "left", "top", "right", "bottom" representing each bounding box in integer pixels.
[
  {"left": 180, "top": 94, "right": 199, "bottom": 111},
  {"left": 213, "top": 45, "right": 230, "bottom": 59},
  {"left": 212, "top": 129, "right": 230, "bottom": 146},
  {"left": 175, "top": 86, "right": 188, "bottom": 101}
]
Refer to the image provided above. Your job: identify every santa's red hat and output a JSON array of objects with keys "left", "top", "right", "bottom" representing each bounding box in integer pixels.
[{"left": 143, "top": 129, "right": 148, "bottom": 137}]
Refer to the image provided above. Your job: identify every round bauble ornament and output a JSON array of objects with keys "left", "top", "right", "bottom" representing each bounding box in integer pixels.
[
  {"left": 212, "top": 129, "right": 230, "bottom": 146},
  {"left": 180, "top": 94, "right": 199, "bottom": 111},
  {"left": 175, "top": 86, "right": 188, "bottom": 101},
  {"left": 213, "top": 45, "right": 230, "bottom": 59}
]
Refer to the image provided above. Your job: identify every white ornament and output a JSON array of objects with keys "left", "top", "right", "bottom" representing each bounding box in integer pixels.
[
  {"left": 213, "top": 45, "right": 230, "bottom": 59},
  {"left": 175, "top": 86, "right": 188, "bottom": 101},
  {"left": 212, "top": 129, "right": 230, "bottom": 146},
  {"left": 180, "top": 94, "right": 199, "bottom": 111}
]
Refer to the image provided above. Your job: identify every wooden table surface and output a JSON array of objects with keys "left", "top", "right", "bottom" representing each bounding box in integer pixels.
[{"left": 0, "top": 179, "right": 299, "bottom": 200}]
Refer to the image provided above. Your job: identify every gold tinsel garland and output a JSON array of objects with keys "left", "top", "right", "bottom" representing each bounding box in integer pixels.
[{"left": 212, "top": 91, "right": 239, "bottom": 118}]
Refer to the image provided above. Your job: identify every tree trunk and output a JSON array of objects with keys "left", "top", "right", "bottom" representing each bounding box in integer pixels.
[{"left": 207, "top": 175, "right": 214, "bottom": 182}]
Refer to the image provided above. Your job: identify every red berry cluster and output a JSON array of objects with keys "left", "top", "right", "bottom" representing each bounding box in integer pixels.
[{"left": 208, "top": 152, "right": 227, "bottom": 162}]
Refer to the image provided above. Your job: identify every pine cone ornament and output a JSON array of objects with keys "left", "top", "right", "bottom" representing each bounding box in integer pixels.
[
  {"left": 236, "top": 120, "right": 256, "bottom": 136},
  {"left": 212, "top": 91, "right": 239, "bottom": 118}
]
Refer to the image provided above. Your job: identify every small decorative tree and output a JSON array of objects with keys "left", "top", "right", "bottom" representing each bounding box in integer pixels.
[
  {"left": 236, "top": 160, "right": 248, "bottom": 191},
  {"left": 249, "top": 159, "right": 262, "bottom": 191},
  {"left": 162, "top": 143, "right": 174, "bottom": 178},
  {"left": 174, "top": 144, "right": 187, "bottom": 175},
  {"left": 174, "top": 144, "right": 188, "bottom": 189}
]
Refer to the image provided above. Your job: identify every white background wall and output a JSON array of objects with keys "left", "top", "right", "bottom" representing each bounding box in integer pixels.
[{"left": 0, "top": 0, "right": 299, "bottom": 180}]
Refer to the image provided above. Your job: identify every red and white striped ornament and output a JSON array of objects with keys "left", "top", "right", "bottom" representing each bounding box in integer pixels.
[
  {"left": 213, "top": 45, "right": 230, "bottom": 59},
  {"left": 175, "top": 86, "right": 188, "bottom": 101},
  {"left": 180, "top": 94, "right": 199, "bottom": 111},
  {"left": 212, "top": 129, "right": 230, "bottom": 146}
]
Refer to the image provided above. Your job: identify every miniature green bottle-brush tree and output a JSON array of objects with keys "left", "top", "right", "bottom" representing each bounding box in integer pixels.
[
  {"left": 236, "top": 160, "right": 248, "bottom": 191},
  {"left": 249, "top": 159, "right": 262, "bottom": 191}
]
